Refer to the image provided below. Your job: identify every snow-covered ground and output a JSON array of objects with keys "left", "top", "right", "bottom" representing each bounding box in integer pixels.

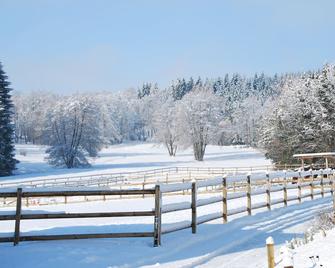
[
  {"left": 4, "top": 143, "right": 271, "bottom": 183},
  {"left": 0, "top": 142, "right": 331, "bottom": 268},
  {"left": 0, "top": 189, "right": 332, "bottom": 267},
  {"left": 293, "top": 227, "right": 335, "bottom": 267}
]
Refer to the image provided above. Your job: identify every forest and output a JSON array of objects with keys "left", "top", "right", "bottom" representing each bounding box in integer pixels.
[{"left": 11, "top": 64, "right": 335, "bottom": 167}]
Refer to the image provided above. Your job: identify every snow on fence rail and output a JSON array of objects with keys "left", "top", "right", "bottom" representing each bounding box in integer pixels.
[{"left": 0, "top": 169, "right": 334, "bottom": 247}]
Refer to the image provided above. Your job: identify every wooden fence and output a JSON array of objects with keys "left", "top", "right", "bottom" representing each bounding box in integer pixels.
[
  {"left": 157, "top": 169, "right": 335, "bottom": 236},
  {"left": 0, "top": 188, "right": 163, "bottom": 247},
  {"left": 0, "top": 169, "right": 334, "bottom": 247},
  {"left": 0, "top": 164, "right": 308, "bottom": 190}
]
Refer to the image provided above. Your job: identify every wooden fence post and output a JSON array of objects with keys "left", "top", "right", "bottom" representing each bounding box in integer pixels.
[
  {"left": 266, "top": 236, "right": 275, "bottom": 268},
  {"left": 298, "top": 172, "right": 302, "bottom": 203},
  {"left": 191, "top": 181, "right": 197, "bottom": 233},
  {"left": 332, "top": 172, "right": 335, "bottom": 222},
  {"left": 283, "top": 172, "right": 288, "bottom": 207},
  {"left": 330, "top": 172, "right": 334, "bottom": 196},
  {"left": 222, "top": 177, "right": 227, "bottom": 223},
  {"left": 310, "top": 170, "right": 314, "bottom": 200},
  {"left": 320, "top": 170, "right": 324, "bottom": 198},
  {"left": 266, "top": 172, "right": 271, "bottom": 210},
  {"left": 14, "top": 188, "right": 23, "bottom": 246},
  {"left": 154, "top": 185, "right": 162, "bottom": 247},
  {"left": 247, "top": 174, "right": 251, "bottom": 216}
]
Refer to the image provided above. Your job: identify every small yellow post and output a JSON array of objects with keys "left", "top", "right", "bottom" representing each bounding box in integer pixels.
[{"left": 266, "top": 236, "right": 275, "bottom": 268}]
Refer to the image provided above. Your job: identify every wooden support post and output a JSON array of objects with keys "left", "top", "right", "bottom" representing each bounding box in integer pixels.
[
  {"left": 64, "top": 196, "right": 67, "bottom": 204},
  {"left": 222, "top": 177, "right": 227, "bottom": 223},
  {"left": 310, "top": 172, "right": 314, "bottom": 200},
  {"left": 330, "top": 172, "right": 334, "bottom": 196},
  {"left": 182, "top": 178, "right": 185, "bottom": 195},
  {"left": 153, "top": 185, "right": 162, "bottom": 247},
  {"left": 266, "top": 237, "right": 275, "bottom": 268},
  {"left": 320, "top": 170, "right": 324, "bottom": 198},
  {"left": 191, "top": 182, "right": 197, "bottom": 233},
  {"left": 26, "top": 197, "right": 29, "bottom": 207},
  {"left": 142, "top": 183, "right": 145, "bottom": 198},
  {"left": 14, "top": 188, "right": 23, "bottom": 246},
  {"left": 266, "top": 173, "right": 271, "bottom": 210},
  {"left": 247, "top": 175, "right": 251, "bottom": 216},
  {"left": 283, "top": 174, "right": 288, "bottom": 207},
  {"left": 298, "top": 172, "right": 302, "bottom": 203},
  {"left": 332, "top": 172, "right": 335, "bottom": 222}
]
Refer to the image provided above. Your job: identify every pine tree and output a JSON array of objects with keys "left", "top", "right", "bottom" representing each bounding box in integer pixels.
[{"left": 0, "top": 62, "right": 17, "bottom": 176}]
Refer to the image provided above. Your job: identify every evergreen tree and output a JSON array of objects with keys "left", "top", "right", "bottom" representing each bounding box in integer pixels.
[
  {"left": 0, "top": 62, "right": 17, "bottom": 176},
  {"left": 137, "top": 82, "right": 152, "bottom": 99}
]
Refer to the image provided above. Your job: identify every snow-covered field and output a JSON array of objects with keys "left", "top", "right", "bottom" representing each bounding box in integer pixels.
[
  {"left": 0, "top": 143, "right": 332, "bottom": 268},
  {"left": 3, "top": 143, "right": 271, "bottom": 183}
]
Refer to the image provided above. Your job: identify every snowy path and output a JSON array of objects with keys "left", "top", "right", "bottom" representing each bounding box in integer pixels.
[{"left": 0, "top": 195, "right": 331, "bottom": 268}]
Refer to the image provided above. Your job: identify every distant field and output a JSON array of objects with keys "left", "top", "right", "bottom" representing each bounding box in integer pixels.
[{"left": 4, "top": 143, "right": 272, "bottom": 182}]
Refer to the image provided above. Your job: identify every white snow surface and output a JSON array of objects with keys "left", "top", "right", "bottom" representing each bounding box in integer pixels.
[
  {"left": 0, "top": 191, "right": 332, "bottom": 267},
  {"left": 4, "top": 143, "right": 271, "bottom": 183},
  {"left": 293, "top": 227, "right": 335, "bottom": 267},
  {"left": 0, "top": 143, "right": 332, "bottom": 267}
]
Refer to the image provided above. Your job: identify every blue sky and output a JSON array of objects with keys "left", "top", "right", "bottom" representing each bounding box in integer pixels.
[{"left": 1, "top": 0, "right": 335, "bottom": 93}]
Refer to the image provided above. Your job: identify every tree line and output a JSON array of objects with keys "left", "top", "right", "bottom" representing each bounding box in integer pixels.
[{"left": 2, "top": 61, "right": 335, "bottom": 174}]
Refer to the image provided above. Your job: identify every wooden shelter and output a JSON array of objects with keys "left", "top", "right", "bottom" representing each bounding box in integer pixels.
[{"left": 293, "top": 152, "right": 335, "bottom": 169}]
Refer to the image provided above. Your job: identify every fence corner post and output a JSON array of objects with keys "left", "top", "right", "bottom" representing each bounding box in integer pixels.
[
  {"left": 266, "top": 236, "right": 275, "bottom": 268},
  {"left": 14, "top": 188, "right": 23, "bottom": 246},
  {"left": 191, "top": 181, "right": 197, "bottom": 233},
  {"left": 222, "top": 176, "right": 227, "bottom": 223},
  {"left": 154, "top": 184, "right": 162, "bottom": 247},
  {"left": 247, "top": 174, "right": 251, "bottom": 216}
]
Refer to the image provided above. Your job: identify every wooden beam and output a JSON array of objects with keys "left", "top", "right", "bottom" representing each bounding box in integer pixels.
[
  {"left": 153, "top": 185, "right": 162, "bottom": 247},
  {"left": 14, "top": 188, "right": 22, "bottom": 246},
  {"left": 247, "top": 175, "right": 251, "bottom": 216},
  {"left": 191, "top": 182, "right": 197, "bottom": 233},
  {"left": 222, "top": 177, "right": 228, "bottom": 223}
]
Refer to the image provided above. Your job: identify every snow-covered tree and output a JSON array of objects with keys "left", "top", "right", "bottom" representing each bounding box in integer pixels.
[
  {"left": 0, "top": 62, "right": 17, "bottom": 176},
  {"left": 13, "top": 91, "right": 57, "bottom": 144},
  {"left": 45, "top": 95, "right": 105, "bottom": 168},
  {"left": 177, "top": 87, "right": 224, "bottom": 161},
  {"left": 258, "top": 66, "right": 333, "bottom": 164},
  {"left": 153, "top": 97, "right": 179, "bottom": 156}
]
